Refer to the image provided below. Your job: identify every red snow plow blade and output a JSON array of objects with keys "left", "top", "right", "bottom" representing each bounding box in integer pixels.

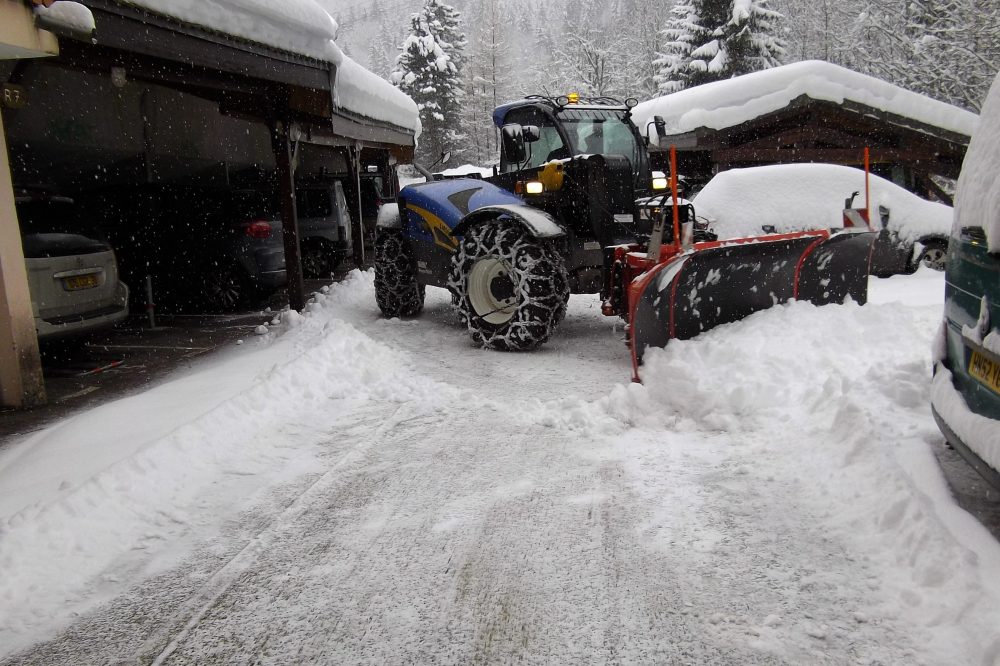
[{"left": 626, "top": 229, "right": 876, "bottom": 380}]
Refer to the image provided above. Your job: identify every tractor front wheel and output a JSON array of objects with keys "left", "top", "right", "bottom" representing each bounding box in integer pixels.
[
  {"left": 449, "top": 220, "right": 568, "bottom": 351},
  {"left": 374, "top": 229, "right": 425, "bottom": 317}
]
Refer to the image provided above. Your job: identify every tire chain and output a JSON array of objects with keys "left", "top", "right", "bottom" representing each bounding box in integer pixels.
[
  {"left": 448, "top": 220, "right": 569, "bottom": 351},
  {"left": 374, "top": 230, "right": 425, "bottom": 317}
]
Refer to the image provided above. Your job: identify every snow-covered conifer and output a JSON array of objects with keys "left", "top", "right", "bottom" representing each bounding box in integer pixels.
[
  {"left": 389, "top": 0, "right": 466, "bottom": 166},
  {"left": 654, "top": 0, "right": 785, "bottom": 93}
]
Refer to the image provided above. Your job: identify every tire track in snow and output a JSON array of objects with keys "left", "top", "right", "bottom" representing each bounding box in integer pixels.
[{"left": 140, "top": 403, "right": 414, "bottom": 664}]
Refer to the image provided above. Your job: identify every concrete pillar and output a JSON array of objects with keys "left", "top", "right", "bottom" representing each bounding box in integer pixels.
[{"left": 0, "top": 112, "right": 45, "bottom": 408}]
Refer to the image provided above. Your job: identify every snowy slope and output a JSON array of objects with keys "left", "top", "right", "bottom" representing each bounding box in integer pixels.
[
  {"left": 1, "top": 269, "right": 999, "bottom": 663},
  {"left": 633, "top": 60, "right": 978, "bottom": 141},
  {"left": 693, "top": 163, "right": 953, "bottom": 243}
]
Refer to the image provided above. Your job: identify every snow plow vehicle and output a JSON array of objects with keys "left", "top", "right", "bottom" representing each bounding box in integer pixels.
[{"left": 374, "top": 94, "right": 876, "bottom": 376}]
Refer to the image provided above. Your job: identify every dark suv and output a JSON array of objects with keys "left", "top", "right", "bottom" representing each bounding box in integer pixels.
[{"left": 931, "top": 73, "right": 1000, "bottom": 487}]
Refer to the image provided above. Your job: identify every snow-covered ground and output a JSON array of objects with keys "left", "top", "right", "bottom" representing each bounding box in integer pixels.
[{"left": 2, "top": 267, "right": 999, "bottom": 664}]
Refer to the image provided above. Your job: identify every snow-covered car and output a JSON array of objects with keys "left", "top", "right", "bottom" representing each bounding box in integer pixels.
[
  {"left": 15, "top": 191, "right": 129, "bottom": 341},
  {"left": 931, "top": 73, "right": 1000, "bottom": 489},
  {"left": 691, "top": 163, "right": 953, "bottom": 275}
]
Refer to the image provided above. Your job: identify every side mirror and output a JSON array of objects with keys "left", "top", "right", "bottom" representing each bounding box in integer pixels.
[
  {"left": 441, "top": 150, "right": 452, "bottom": 165},
  {"left": 653, "top": 115, "right": 667, "bottom": 139},
  {"left": 522, "top": 125, "right": 541, "bottom": 143},
  {"left": 501, "top": 123, "right": 527, "bottom": 164}
]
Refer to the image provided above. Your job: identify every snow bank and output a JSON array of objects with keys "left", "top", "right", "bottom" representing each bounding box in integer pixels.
[
  {"left": 693, "top": 163, "right": 952, "bottom": 243},
  {"left": 953, "top": 72, "right": 1000, "bottom": 252},
  {"left": 599, "top": 293, "right": 1000, "bottom": 663},
  {"left": 437, "top": 164, "right": 494, "bottom": 178},
  {"left": 119, "top": 0, "right": 419, "bottom": 134},
  {"left": 633, "top": 60, "right": 978, "bottom": 141},
  {"left": 0, "top": 273, "right": 452, "bottom": 653}
]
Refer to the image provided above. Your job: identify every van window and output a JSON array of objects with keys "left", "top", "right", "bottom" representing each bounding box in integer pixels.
[{"left": 296, "top": 188, "right": 332, "bottom": 218}]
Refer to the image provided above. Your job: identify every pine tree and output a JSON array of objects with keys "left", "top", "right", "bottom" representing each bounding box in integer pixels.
[
  {"left": 654, "top": 0, "right": 785, "bottom": 93},
  {"left": 849, "top": 0, "right": 999, "bottom": 111},
  {"left": 389, "top": 0, "right": 467, "bottom": 167},
  {"left": 654, "top": 2, "right": 701, "bottom": 94},
  {"left": 455, "top": 0, "right": 507, "bottom": 166}
]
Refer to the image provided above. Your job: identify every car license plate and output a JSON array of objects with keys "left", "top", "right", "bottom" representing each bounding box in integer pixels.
[
  {"left": 62, "top": 273, "right": 99, "bottom": 291},
  {"left": 969, "top": 349, "right": 1000, "bottom": 395}
]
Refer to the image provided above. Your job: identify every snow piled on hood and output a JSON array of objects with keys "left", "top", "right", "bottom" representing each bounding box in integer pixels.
[
  {"left": 953, "top": 72, "right": 1000, "bottom": 252},
  {"left": 693, "top": 163, "right": 952, "bottom": 243},
  {"left": 633, "top": 60, "right": 978, "bottom": 141}
]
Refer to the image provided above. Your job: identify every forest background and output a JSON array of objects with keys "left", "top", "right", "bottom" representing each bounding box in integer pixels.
[{"left": 317, "top": 0, "right": 1000, "bottom": 167}]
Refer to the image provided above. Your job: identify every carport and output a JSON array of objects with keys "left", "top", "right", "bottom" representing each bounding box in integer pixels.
[{"left": 0, "top": 0, "right": 418, "bottom": 408}]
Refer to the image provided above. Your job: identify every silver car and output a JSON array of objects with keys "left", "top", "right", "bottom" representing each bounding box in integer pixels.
[{"left": 16, "top": 192, "right": 129, "bottom": 340}]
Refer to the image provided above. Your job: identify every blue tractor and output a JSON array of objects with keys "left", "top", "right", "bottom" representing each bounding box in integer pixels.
[
  {"left": 375, "top": 94, "right": 676, "bottom": 350},
  {"left": 374, "top": 94, "right": 874, "bottom": 357}
]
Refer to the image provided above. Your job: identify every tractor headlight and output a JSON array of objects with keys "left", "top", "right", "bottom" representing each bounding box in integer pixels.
[
  {"left": 525, "top": 180, "right": 544, "bottom": 195},
  {"left": 651, "top": 171, "right": 668, "bottom": 191}
]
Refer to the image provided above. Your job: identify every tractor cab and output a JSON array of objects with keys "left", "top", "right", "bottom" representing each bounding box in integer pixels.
[{"left": 491, "top": 95, "right": 652, "bottom": 194}]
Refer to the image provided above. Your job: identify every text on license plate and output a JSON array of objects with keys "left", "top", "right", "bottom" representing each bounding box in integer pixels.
[
  {"left": 969, "top": 350, "right": 1000, "bottom": 395},
  {"left": 63, "top": 273, "right": 99, "bottom": 291}
]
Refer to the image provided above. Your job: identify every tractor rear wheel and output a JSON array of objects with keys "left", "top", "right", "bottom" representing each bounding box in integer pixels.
[
  {"left": 374, "top": 229, "right": 425, "bottom": 317},
  {"left": 449, "top": 219, "right": 568, "bottom": 351}
]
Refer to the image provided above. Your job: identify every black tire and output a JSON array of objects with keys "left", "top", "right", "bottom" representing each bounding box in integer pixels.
[
  {"left": 915, "top": 239, "right": 948, "bottom": 272},
  {"left": 448, "top": 219, "right": 569, "bottom": 351},
  {"left": 301, "top": 239, "right": 339, "bottom": 279},
  {"left": 374, "top": 229, "right": 425, "bottom": 317},
  {"left": 201, "top": 263, "right": 249, "bottom": 312}
]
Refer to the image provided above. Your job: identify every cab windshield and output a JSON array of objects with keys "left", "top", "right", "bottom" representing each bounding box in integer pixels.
[{"left": 554, "top": 108, "right": 650, "bottom": 185}]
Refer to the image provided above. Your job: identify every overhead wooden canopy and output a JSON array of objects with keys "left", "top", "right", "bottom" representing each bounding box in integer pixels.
[
  {"left": 652, "top": 94, "right": 970, "bottom": 203},
  {"left": 67, "top": 0, "right": 416, "bottom": 151}
]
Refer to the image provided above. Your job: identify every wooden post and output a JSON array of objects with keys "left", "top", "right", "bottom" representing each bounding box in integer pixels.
[
  {"left": 671, "top": 145, "right": 681, "bottom": 252},
  {"left": 0, "top": 113, "right": 45, "bottom": 408},
  {"left": 272, "top": 121, "right": 305, "bottom": 311},
  {"left": 351, "top": 145, "right": 365, "bottom": 268}
]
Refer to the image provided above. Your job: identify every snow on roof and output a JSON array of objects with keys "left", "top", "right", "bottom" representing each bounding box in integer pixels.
[
  {"left": 119, "top": 0, "right": 419, "bottom": 135},
  {"left": 121, "top": 0, "right": 340, "bottom": 61},
  {"left": 330, "top": 44, "right": 421, "bottom": 138},
  {"left": 34, "top": 2, "right": 96, "bottom": 37},
  {"left": 954, "top": 72, "right": 1000, "bottom": 253},
  {"left": 632, "top": 60, "right": 979, "bottom": 142}
]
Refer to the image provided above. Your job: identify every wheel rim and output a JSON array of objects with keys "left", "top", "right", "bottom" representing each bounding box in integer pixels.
[
  {"left": 922, "top": 246, "right": 947, "bottom": 271},
  {"left": 205, "top": 270, "right": 241, "bottom": 310},
  {"left": 468, "top": 257, "right": 517, "bottom": 325},
  {"left": 302, "top": 246, "right": 325, "bottom": 278}
]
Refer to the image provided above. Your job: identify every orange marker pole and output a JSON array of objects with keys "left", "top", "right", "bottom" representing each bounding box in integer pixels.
[
  {"left": 864, "top": 147, "right": 871, "bottom": 229},
  {"left": 671, "top": 145, "right": 680, "bottom": 252}
]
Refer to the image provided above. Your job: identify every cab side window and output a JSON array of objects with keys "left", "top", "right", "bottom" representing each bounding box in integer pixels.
[{"left": 500, "top": 108, "right": 567, "bottom": 173}]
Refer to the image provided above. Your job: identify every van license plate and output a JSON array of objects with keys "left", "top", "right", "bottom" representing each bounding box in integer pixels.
[
  {"left": 63, "top": 274, "right": 99, "bottom": 291},
  {"left": 969, "top": 349, "right": 1000, "bottom": 395}
]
